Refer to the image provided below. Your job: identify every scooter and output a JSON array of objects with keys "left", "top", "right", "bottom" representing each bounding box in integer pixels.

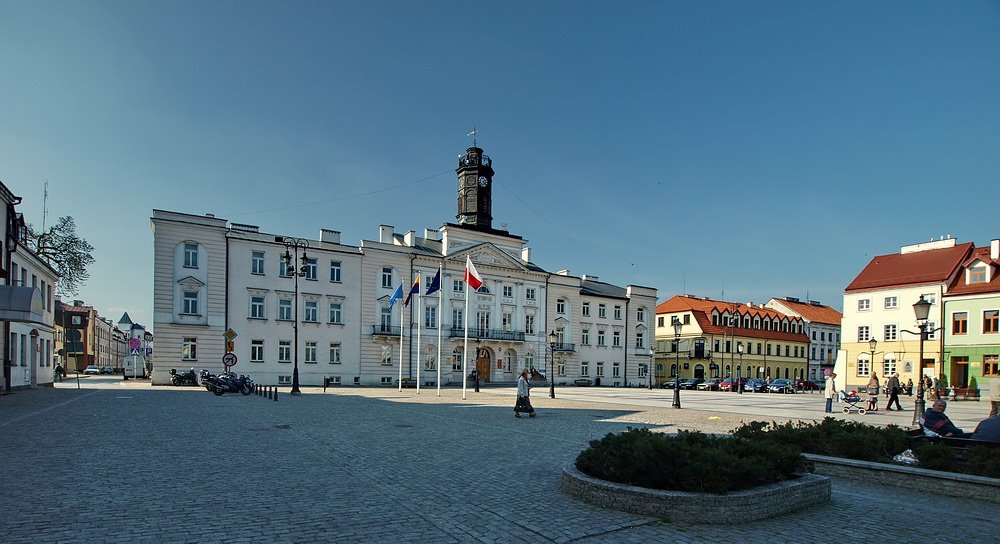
[{"left": 169, "top": 368, "right": 198, "bottom": 386}]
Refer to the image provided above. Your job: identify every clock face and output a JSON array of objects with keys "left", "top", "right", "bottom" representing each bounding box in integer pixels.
[{"left": 478, "top": 175, "right": 489, "bottom": 187}]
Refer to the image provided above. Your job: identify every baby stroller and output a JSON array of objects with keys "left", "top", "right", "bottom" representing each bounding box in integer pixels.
[{"left": 839, "top": 390, "right": 867, "bottom": 415}]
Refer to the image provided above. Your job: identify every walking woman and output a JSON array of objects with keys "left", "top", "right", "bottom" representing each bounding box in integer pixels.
[
  {"left": 824, "top": 372, "right": 838, "bottom": 413},
  {"left": 514, "top": 370, "right": 536, "bottom": 418},
  {"left": 866, "top": 372, "right": 880, "bottom": 412}
]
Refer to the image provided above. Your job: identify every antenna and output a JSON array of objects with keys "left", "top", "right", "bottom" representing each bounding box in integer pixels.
[
  {"left": 467, "top": 127, "right": 479, "bottom": 147},
  {"left": 42, "top": 180, "right": 49, "bottom": 231}
]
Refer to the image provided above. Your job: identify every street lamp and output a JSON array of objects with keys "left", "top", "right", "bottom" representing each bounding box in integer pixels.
[
  {"left": 736, "top": 343, "right": 743, "bottom": 394},
  {"left": 281, "top": 236, "right": 309, "bottom": 395},
  {"left": 648, "top": 346, "right": 655, "bottom": 390},
  {"left": 672, "top": 318, "right": 682, "bottom": 408},
  {"left": 903, "top": 295, "right": 940, "bottom": 426},
  {"left": 548, "top": 330, "right": 558, "bottom": 399},
  {"left": 868, "top": 337, "right": 878, "bottom": 382}
]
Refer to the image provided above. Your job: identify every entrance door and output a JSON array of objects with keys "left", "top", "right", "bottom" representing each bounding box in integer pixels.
[
  {"left": 694, "top": 364, "right": 704, "bottom": 379},
  {"left": 475, "top": 348, "right": 492, "bottom": 382},
  {"left": 950, "top": 357, "right": 969, "bottom": 387}
]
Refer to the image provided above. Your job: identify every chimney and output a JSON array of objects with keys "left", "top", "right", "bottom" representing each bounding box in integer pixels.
[
  {"left": 521, "top": 247, "right": 531, "bottom": 262},
  {"left": 992, "top": 239, "right": 999, "bottom": 261},
  {"left": 403, "top": 230, "right": 416, "bottom": 246},
  {"left": 320, "top": 229, "right": 341, "bottom": 244},
  {"left": 379, "top": 225, "right": 394, "bottom": 244},
  {"left": 423, "top": 228, "right": 439, "bottom": 241}
]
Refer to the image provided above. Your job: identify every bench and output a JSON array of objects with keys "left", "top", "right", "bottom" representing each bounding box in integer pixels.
[{"left": 906, "top": 428, "right": 1000, "bottom": 449}]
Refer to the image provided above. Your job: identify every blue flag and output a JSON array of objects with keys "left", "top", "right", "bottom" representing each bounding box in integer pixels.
[
  {"left": 388, "top": 283, "right": 403, "bottom": 309},
  {"left": 425, "top": 269, "right": 441, "bottom": 296}
]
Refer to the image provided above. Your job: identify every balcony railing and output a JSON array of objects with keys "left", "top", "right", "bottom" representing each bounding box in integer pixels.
[
  {"left": 551, "top": 342, "right": 576, "bottom": 352},
  {"left": 371, "top": 325, "right": 402, "bottom": 336},
  {"left": 448, "top": 327, "right": 526, "bottom": 342}
]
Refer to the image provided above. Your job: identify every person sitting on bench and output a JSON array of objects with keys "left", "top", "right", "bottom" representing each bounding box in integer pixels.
[
  {"left": 971, "top": 415, "right": 1000, "bottom": 443},
  {"left": 922, "top": 400, "right": 971, "bottom": 438}
]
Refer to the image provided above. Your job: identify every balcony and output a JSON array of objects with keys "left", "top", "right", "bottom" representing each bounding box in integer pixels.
[
  {"left": 551, "top": 342, "right": 576, "bottom": 352},
  {"left": 371, "top": 325, "right": 402, "bottom": 336},
  {"left": 448, "top": 327, "right": 526, "bottom": 342}
]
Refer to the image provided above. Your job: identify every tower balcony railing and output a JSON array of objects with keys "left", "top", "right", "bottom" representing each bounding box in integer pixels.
[{"left": 448, "top": 327, "right": 525, "bottom": 342}]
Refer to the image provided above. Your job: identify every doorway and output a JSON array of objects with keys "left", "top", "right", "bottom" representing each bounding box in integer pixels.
[
  {"left": 950, "top": 356, "right": 969, "bottom": 387},
  {"left": 475, "top": 347, "right": 492, "bottom": 382}
]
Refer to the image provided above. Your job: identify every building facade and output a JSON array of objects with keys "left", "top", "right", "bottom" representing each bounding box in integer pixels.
[
  {"left": 151, "top": 145, "right": 656, "bottom": 387},
  {"left": 942, "top": 241, "right": 1000, "bottom": 398},
  {"left": 654, "top": 295, "right": 809, "bottom": 385},
  {"left": 7, "top": 230, "right": 59, "bottom": 389},
  {"left": 764, "top": 297, "right": 842, "bottom": 381}
]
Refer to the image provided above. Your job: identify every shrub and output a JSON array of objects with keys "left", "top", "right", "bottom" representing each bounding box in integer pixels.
[
  {"left": 575, "top": 428, "right": 805, "bottom": 494},
  {"left": 732, "top": 418, "right": 911, "bottom": 461}
]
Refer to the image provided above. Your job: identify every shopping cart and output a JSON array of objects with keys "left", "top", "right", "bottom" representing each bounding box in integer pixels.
[{"left": 839, "top": 390, "right": 867, "bottom": 415}]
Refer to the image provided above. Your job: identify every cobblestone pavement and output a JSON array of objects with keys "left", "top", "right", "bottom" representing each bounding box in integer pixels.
[{"left": 1, "top": 379, "right": 995, "bottom": 543}]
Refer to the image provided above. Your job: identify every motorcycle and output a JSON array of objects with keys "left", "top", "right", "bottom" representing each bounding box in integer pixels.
[
  {"left": 169, "top": 368, "right": 198, "bottom": 386},
  {"left": 201, "top": 370, "right": 254, "bottom": 396}
]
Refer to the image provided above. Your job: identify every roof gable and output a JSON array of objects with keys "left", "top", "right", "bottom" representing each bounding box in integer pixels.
[{"left": 845, "top": 242, "right": 972, "bottom": 292}]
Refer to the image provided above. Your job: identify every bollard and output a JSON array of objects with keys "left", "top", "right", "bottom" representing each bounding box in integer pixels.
[
  {"left": 268, "top": 387, "right": 273, "bottom": 400},
  {"left": 273, "top": 387, "right": 277, "bottom": 401}
]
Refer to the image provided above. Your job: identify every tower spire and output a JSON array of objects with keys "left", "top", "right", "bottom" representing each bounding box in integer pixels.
[{"left": 467, "top": 127, "right": 478, "bottom": 147}]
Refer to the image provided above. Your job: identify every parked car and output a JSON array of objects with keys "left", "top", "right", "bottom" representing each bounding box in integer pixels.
[
  {"left": 661, "top": 379, "right": 679, "bottom": 389},
  {"left": 678, "top": 378, "right": 705, "bottom": 390},
  {"left": 742, "top": 378, "right": 767, "bottom": 392},
  {"left": 767, "top": 379, "right": 796, "bottom": 394},
  {"left": 83, "top": 365, "right": 100, "bottom": 375},
  {"left": 101, "top": 366, "right": 115, "bottom": 374},
  {"left": 718, "top": 377, "right": 738, "bottom": 391},
  {"left": 795, "top": 379, "right": 821, "bottom": 391},
  {"left": 697, "top": 378, "right": 721, "bottom": 391}
]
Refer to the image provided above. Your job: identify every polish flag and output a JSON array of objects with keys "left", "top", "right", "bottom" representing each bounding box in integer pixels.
[{"left": 464, "top": 256, "right": 483, "bottom": 290}]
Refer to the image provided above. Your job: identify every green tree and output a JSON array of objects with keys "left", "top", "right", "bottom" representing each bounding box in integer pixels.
[{"left": 26, "top": 216, "right": 95, "bottom": 296}]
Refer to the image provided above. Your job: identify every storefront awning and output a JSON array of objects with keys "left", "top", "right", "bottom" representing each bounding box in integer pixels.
[{"left": 0, "top": 285, "right": 45, "bottom": 324}]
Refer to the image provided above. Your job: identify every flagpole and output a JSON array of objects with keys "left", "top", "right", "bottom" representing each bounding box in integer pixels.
[
  {"left": 398, "top": 281, "right": 405, "bottom": 392},
  {"left": 416, "top": 273, "right": 422, "bottom": 394},
  {"left": 436, "top": 264, "right": 443, "bottom": 397},
  {"left": 462, "top": 276, "right": 470, "bottom": 401}
]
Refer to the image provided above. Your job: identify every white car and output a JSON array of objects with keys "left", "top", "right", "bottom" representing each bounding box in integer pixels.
[{"left": 83, "top": 365, "right": 100, "bottom": 375}]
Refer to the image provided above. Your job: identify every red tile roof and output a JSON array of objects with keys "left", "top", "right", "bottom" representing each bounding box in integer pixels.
[
  {"left": 845, "top": 242, "right": 972, "bottom": 292},
  {"left": 769, "top": 298, "right": 843, "bottom": 326},
  {"left": 946, "top": 247, "right": 1000, "bottom": 296},
  {"left": 657, "top": 295, "right": 809, "bottom": 343}
]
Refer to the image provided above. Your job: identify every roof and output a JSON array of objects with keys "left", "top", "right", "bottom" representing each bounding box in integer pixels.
[
  {"left": 656, "top": 295, "right": 809, "bottom": 343},
  {"left": 580, "top": 279, "right": 627, "bottom": 299},
  {"left": 946, "top": 247, "right": 1000, "bottom": 296},
  {"left": 769, "top": 298, "right": 843, "bottom": 326},
  {"left": 845, "top": 242, "right": 973, "bottom": 292}
]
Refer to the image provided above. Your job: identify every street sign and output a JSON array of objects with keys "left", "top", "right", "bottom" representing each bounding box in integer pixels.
[
  {"left": 130, "top": 348, "right": 141, "bottom": 356},
  {"left": 128, "top": 338, "right": 142, "bottom": 350},
  {"left": 224, "top": 328, "right": 238, "bottom": 341},
  {"left": 222, "top": 353, "right": 237, "bottom": 366},
  {"left": 226, "top": 340, "right": 235, "bottom": 353}
]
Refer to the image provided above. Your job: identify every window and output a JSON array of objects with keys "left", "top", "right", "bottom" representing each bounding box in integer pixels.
[
  {"left": 612, "top": 331, "right": 621, "bottom": 347},
  {"left": 381, "top": 267, "right": 393, "bottom": 288},
  {"left": 304, "top": 342, "right": 317, "bottom": 364},
  {"left": 328, "top": 302, "right": 343, "bottom": 324},
  {"left": 524, "top": 314, "right": 534, "bottom": 335},
  {"left": 280, "top": 254, "right": 291, "bottom": 277},
  {"left": 252, "top": 251, "right": 265, "bottom": 275},
  {"left": 556, "top": 299, "right": 565, "bottom": 314},
  {"left": 684, "top": 314, "right": 691, "bottom": 325},
  {"left": 182, "top": 291, "right": 199, "bottom": 315},
  {"left": 183, "top": 243, "right": 198, "bottom": 268},
  {"left": 856, "top": 355, "right": 870, "bottom": 376},
  {"left": 882, "top": 354, "right": 897, "bottom": 377},
  {"left": 884, "top": 324, "right": 897, "bottom": 341},
  {"left": 884, "top": 296, "right": 898, "bottom": 310},
  {"left": 279, "top": 376, "right": 292, "bottom": 385},
  {"left": 477, "top": 312, "right": 490, "bottom": 331},
  {"left": 596, "top": 362, "right": 605, "bottom": 377},
  {"left": 503, "top": 285, "right": 513, "bottom": 298},
  {"left": 424, "top": 306, "right": 437, "bottom": 328},
  {"left": 304, "top": 301, "right": 318, "bottom": 322},
  {"left": 581, "top": 361, "right": 589, "bottom": 377},
  {"left": 502, "top": 312, "right": 513, "bottom": 331},
  {"left": 970, "top": 265, "right": 987, "bottom": 283},
  {"left": 614, "top": 306, "right": 622, "bottom": 320},
  {"left": 612, "top": 362, "right": 620, "bottom": 377},
  {"left": 597, "top": 330, "right": 606, "bottom": 346},
  {"left": 329, "top": 343, "right": 341, "bottom": 364},
  {"left": 452, "top": 309, "right": 464, "bottom": 330},
  {"left": 926, "top": 322, "right": 937, "bottom": 341},
  {"left": 251, "top": 340, "right": 264, "bottom": 363},
  {"left": 525, "top": 287, "right": 536, "bottom": 301},
  {"left": 984, "top": 355, "right": 999, "bottom": 376},
  {"left": 952, "top": 312, "right": 968, "bottom": 335},
  {"left": 582, "top": 329, "right": 590, "bottom": 345},
  {"left": 381, "top": 307, "right": 393, "bottom": 332},
  {"left": 637, "top": 308, "right": 645, "bottom": 323},
  {"left": 279, "top": 299, "right": 293, "bottom": 320},
  {"left": 921, "top": 293, "right": 937, "bottom": 305},
  {"left": 598, "top": 304, "right": 607, "bottom": 318},
  {"left": 250, "top": 296, "right": 265, "bottom": 319},
  {"left": 330, "top": 261, "right": 341, "bottom": 282},
  {"left": 582, "top": 302, "right": 590, "bottom": 317},
  {"left": 858, "top": 298, "right": 871, "bottom": 311},
  {"left": 453, "top": 279, "right": 465, "bottom": 293},
  {"left": 984, "top": 310, "right": 999, "bottom": 334},
  {"left": 636, "top": 331, "right": 645, "bottom": 348},
  {"left": 658, "top": 316, "right": 665, "bottom": 327},
  {"left": 558, "top": 361, "right": 566, "bottom": 376},
  {"left": 298, "top": 258, "right": 315, "bottom": 280},
  {"left": 182, "top": 337, "right": 197, "bottom": 361},
  {"left": 858, "top": 326, "right": 870, "bottom": 342},
  {"left": 278, "top": 341, "right": 291, "bottom": 363}
]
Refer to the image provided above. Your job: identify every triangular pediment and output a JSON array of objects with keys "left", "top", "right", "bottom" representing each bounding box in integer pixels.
[
  {"left": 177, "top": 276, "right": 205, "bottom": 288},
  {"left": 448, "top": 243, "right": 531, "bottom": 273}
]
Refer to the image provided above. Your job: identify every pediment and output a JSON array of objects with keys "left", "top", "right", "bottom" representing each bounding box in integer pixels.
[
  {"left": 177, "top": 276, "right": 205, "bottom": 288},
  {"left": 449, "top": 243, "right": 530, "bottom": 273}
]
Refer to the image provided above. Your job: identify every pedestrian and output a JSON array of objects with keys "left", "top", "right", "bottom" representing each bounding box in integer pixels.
[
  {"left": 989, "top": 375, "right": 1000, "bottom": 418},
  {"left": 971, "top": 415, "right": 1000, "bottom": 442},
  {"left": 824, "top": 372, "right": 838, "bottom": 414},
  {"left": 866, "top": 372, "right": 880, "bottom": 412},
  {"left": 55, "top": 364, "right": 64, "bottom": 382},
  {"left": 514, "top": 370, "right": 535, "bottom": 418},
  {"left": 885, "top": 373, "right": 903, "bottom": 411},
  {"left": 905, "top": 378, "right": 913, "bottom": 396}
]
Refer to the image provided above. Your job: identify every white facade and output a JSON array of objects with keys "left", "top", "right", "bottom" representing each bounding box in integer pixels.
[{"left": 7, "top": 244, "right": 59, "bottom": 388}]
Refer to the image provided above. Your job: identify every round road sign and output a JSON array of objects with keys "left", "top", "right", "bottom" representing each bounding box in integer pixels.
[
  {"left": 222, "top": 353, "right": 238, "bottom": 366},
  {"left": 128, "top": 338, "right": 142, "bottom": 350}
]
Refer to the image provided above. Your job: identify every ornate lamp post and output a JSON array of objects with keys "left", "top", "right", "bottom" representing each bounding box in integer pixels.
[
  {"left": 903, "top": 295, "right": 940, "bottom": 425},
  {"left": 869, "top": 337, "right": 878, "bottom": 383},
  {"left": 736, "top": 343, "right": 743, "bottom": 394},
  {"left": 281, "top": 236, "right": 309, "bottom": 395},
  {"left": 548, "top": 330, "right": 558, "bottom": 399},
  {"left": 648, "top": 347, "right": 656, "bottom": 390},
  {"left": 672, "top": 318, "right": 682, "bottom": 408}
]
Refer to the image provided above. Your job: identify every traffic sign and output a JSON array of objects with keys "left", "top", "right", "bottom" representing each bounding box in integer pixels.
[
  {"left": 226, "top": 340, "right": 235, "bottom": 353},
  {"left": 224, "top": 328, "right": 238, "bottom": 341},
  {"left": 128, "top": 338, "right": 142, "bottom": 350},
  {"left": 222, "top": 353, "right": 237, "bottom": 366},
  {"left": 131, "top": 348, "right": 141, "bottom": 356}
]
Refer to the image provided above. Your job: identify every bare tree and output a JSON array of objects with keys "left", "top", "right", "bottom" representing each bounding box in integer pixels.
[{"left": 26, "top": 216, "right": 95, "bottom": 296}]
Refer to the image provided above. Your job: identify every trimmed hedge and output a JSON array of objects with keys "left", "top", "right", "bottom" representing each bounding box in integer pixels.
[{"left": 575, "top": 428, "right": 805, "bottom": 494}]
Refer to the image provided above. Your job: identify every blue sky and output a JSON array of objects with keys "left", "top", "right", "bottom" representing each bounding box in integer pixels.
[{"left": 2, "top": 1, "right": 998, "bottom": 329}]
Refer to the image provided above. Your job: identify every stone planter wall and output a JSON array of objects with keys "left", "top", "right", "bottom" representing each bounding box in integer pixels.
[
  {"left": 561, "top": 463, "right": 830, "bottom": 523},
  {"left": 804, "top": 453, "right": 1000, "bottom": 504}
]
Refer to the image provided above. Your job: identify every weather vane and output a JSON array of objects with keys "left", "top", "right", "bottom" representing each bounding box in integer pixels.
[{"left": 467, "top": 127, "right": 478, "bottom": 147}]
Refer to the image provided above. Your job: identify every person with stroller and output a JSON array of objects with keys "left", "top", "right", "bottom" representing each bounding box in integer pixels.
[
  {"left": 866, "top": 372, "right": 880, "bottom": 412},
  {"left": 885, "top": 373, "right": 903, "bottom": 411},
  {"left": 514, "top": 369, "right": 535, "bottom": 418}
]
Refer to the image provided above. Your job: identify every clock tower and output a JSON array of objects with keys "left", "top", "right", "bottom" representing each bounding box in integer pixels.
[{"left": 456, "top": 146, "right": 494, "bottom": 229}]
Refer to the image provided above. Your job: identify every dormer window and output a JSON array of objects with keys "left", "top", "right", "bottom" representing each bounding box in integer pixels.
[{"left": 969, "top": 264, "right": 988, "bottom": 284}]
